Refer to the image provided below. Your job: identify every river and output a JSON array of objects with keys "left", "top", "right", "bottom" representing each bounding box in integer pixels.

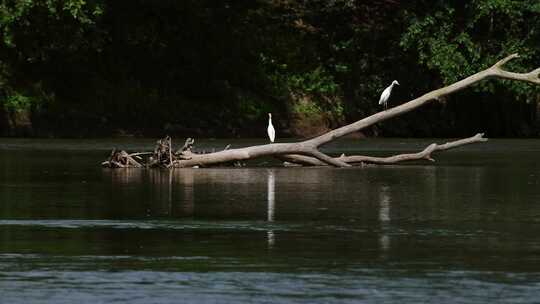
[{"left": 1, "top": 138, "right": 540, "bottom": 303}]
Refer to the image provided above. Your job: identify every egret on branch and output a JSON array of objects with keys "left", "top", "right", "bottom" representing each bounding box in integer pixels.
[
  {"left": 267, "top": 113, "right": 275, "bottom": 143},
  {"left": 378, "top": 80, "right": 399, "bottom": 109}
]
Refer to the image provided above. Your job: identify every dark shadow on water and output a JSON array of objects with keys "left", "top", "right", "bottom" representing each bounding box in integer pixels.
[{"left": 2, "top": 138, "right": 540, "bottom": 303}]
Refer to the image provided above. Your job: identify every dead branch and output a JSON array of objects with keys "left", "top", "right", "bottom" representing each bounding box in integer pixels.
[
  {"left": 171, "top": 53, "right": 536, "bottom": 168},
  {"left": 279, "top": 133, "right": 487, "bottom": 166},
  {"left": 102, "top": 149, "right": 143, "bottom": 168},
  {"left": 101, "top": 54, "right": 538, "bottom": 169}
]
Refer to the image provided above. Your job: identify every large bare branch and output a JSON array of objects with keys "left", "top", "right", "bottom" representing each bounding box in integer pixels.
[
  {"left": 171, "top": 54, "right": 536, "bottom": 168},
  {"left": 309, "top": 150, "right": 352, "bottom": 167},
  {"left": 279, "top": 133, "right": 487, "bottom": 166},
  {"left": 304, "top": 53, "right": 538, "bottom": 148},
  {"left": 102, "top": 54, "right": 538, "bottom": 168},
  {"left": 491, "top": 54, "right": 540, "bottom": 85}
]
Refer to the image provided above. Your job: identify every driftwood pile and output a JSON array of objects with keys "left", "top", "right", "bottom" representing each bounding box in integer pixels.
[{"left": 102, "top": 136, "right": 194, "bottom": 168}]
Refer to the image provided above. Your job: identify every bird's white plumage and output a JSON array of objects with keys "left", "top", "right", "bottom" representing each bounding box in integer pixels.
[
  {"left": 378, "top": 80, "right": 399, "bottom": 109},
  {"left": 267, "top": 113, "right": 275, "bottom": 143}
]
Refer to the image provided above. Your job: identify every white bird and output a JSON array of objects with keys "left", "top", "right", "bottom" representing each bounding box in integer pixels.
[
  {"left": 378, "top": 80, "right": 399, "bottom": 109},
  {"left": 267, "top": 113, "right": 275, "bottom": 143}
]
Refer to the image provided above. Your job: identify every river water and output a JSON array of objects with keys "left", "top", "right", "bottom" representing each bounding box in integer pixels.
[{"left": 1, "top": 138, "right": 540, "bottom": 303}]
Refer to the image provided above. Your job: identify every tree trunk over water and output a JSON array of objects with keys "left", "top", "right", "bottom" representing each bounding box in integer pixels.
[{"left": 102, "top": 54, "right": 540, "bottom": 168}]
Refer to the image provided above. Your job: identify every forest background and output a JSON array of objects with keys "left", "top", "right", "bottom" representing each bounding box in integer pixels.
[{"left": 1, "top": 0, "right": 539, "bottom": 138}]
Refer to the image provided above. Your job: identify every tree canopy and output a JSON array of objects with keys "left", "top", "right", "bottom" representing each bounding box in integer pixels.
[{"left": 1, "top": 0, "right": 539, "bottom": 137}]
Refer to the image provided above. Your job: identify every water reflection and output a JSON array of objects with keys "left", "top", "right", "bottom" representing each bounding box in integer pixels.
[
  {"left": 378, "top": 185, "right": 390, "bottom": 223},
  {"left": 378, "top": 185, "right": 391, "bottom": 254},
  {"left": 168, "top": 170, "right": 172, "bottom": 215},
  {"left": 267, "top": 169, "right": 276, "bottom": 249},
  {"left": 148, "top": 170, "right": 174, "bottom": 217},
  {"left": 4, "top": 140, "right": 540, "bottom": 304},
  {"left": 109, "top": 168, "right": 279, "bottom": 248},
  {"left": 110, "top": 168, "right": 144, "bottom": 185},
  {"left": 267, "top": 169, "right": 275, "bottom": 222},
  {"left": 94, "top": 158, "right": 540, "bottom": 228},
  {"left": 178, "top": 169, "right": 195, "bottom": 217}
]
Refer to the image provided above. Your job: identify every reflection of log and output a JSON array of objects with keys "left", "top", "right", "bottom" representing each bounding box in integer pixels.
[{"left": 101, "top": 54, "right": 539, "bottom": 168}]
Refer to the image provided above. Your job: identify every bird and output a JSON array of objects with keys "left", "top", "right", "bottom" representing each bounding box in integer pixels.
[
  {"left": 378, "top": 80, "right": 399, "bottom": 109},
  {"left": 267, "top": 113, "right": 275, "bottom": 143}
]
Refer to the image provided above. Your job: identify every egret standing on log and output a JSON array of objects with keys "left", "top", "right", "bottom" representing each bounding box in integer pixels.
[
  {"left": 267, "top": 113, "right": 275, "bottom": 143},
  {"left": 379, "top": 80, "right": 399, "bottom": 109}
]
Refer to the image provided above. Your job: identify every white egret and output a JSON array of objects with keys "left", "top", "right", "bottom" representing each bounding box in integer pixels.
[
  {"left": 378, "top": 80, "right": 399, "bottom": 109},
  {"left": 267, "top": 113, "right": 275, "bottom": 143}
]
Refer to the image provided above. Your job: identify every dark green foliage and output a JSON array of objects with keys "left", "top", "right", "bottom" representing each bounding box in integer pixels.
[
  {"left": 401, "top": 0, "right": 540, "bottom": 96},
  {"left": 0, "top": 0, "right": 539, "bottom": 137}
]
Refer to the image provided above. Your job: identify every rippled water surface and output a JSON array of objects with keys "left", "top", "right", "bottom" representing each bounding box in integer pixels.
[{"left": 1, "top": 138, "right": 540, "bottom": 303}]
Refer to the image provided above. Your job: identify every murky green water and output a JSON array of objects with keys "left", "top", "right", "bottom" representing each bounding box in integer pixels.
[{"left": 1, "top": 138, "right": 540, "bottom": 303}]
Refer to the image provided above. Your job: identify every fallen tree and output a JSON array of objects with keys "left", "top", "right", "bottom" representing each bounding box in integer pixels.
[{"left": 102, "top": 54, "right": 539, "bottom": 169}]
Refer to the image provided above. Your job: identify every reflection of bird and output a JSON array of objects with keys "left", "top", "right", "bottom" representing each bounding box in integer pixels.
[
  {"left": 267, "top": 113, "right": 275, "bottom": 143},
  {"left": 378, "top": 80, "right": 399, "bottom": 109}
]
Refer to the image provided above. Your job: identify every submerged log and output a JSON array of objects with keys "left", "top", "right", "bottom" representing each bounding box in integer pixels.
[{"left": 101, "top": 54, "right": 539, "bottom": 169}]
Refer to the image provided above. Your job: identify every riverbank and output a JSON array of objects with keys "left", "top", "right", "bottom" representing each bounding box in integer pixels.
[{"left": 1, "top": 97, "right": 539, "bottom": 139}]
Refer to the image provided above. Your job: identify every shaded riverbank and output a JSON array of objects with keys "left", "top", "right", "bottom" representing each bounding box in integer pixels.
[
  {"left": 1, "top": 95, "right": 540, "bottom": 138},
  {"left": 1, "top": 2, "right": 539, "bottom": 140}
]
